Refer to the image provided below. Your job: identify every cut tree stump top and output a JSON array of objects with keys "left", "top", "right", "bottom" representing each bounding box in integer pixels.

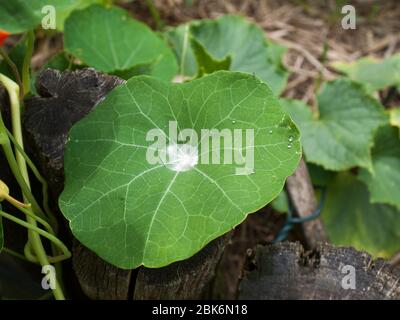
[{"left": 239, "top": 242, "right": 400, "bottom": 300}]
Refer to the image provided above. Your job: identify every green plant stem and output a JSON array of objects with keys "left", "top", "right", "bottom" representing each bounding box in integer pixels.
[
  {"left": 0, "top": 76, "right": 44, "bottom": 218},
  {"left": 180, "top": 24, "right": 190, "bottom": 76},
  {"left": 0, "top": 47, "right": 23, "bottom": 100},
  {"left": 0, "top": 210, "right": 70, "bottom": 264},
  {"left": 0, "top": 74, "right": 66, "bottom": 300},
  {"left": 21, "top": 31, "right": 34, "bottom": 97},
  {"left": 2, "top": 247, "right": 29, "bottom": 262},
  {"left": 18, "top": 206, "right": 53, "bottom": 235},
  {"left": 5, "top": 128, "right": 57, "bottom": 230},
  {"left": 145, "top": 0, "right": 164, "bottom": 31}
]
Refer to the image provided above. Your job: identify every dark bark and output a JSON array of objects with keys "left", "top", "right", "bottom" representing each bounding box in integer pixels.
[
  {"left": 239, "top": 242, "right": 400, "bottom": 300},
  {"left": 134, "top": 232, "right": 232, "bottom": 300},
  {"left": 72, "top": 240, "right": 132, "bottom": 300},
  {"left": 23, "top": 68, "right": 124, "bottom": 198},
  {"left": 23, "top": 68, "right": 231, "bottom": 300}
]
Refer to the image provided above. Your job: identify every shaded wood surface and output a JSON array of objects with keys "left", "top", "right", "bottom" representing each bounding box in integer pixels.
[
  {"left": 23, "top": 68, "right": 124, "bottom": 198},
  {"left": 134, "top": 232, "right": 232, "bottom": 300},
  {"left": 286, "top": 158, "right": 328, "bottom": 248},
  {"left": 239, "top": 242, "right": 400, "bottom": 300},
  {"left": 72, "top": 240, "right": 132, "bottom": 300}
]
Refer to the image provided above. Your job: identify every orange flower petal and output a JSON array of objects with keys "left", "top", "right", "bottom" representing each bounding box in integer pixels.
[{"left": 0, "top": 30, "right": 10, "bottom": 46}]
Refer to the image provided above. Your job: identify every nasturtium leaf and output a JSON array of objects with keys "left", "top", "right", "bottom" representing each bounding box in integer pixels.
[
  {"left": 167, "top": 25, "right": 197, "bottom": 78},
  {"left": 280, "top": 79, "right": 388, "bottom": 171},
  {"left": 64, "top": 5, "right": 177, "bottom": 81},
  {"left": 322, "top": 172, "right": 400, "bottom": 258},
  {"left": 166, "top": 15, "right": 288, "bottom": 94},
  {"left": 59, "top": 71, "right": 301, "bottom": 269},
  {"left": 42, "top": 52, "right": 78, "bottom": 71},
  {"left": 390, "top": 108, "right": 400, "bottom": 133},
  {"left": 0, "top": 0, "right": 41, "bottom": 33},
  {"left": 111, "top": 63, "right": 155, "bottom": 80},
  {"left": 332, "top": 54, "right": 400, "bottom": 93},
  {"left": 0, "top": 0, "right": 72, "bottom": 33},
  {"left": 190, "top": 37, "right": 231, "bottom": 77},
  {"left": 271, "top": 190, "right": 289, "bottom": 214},
  {"left": 358, "top": 125, "right": 400, "bottom": 210},
  {"left": 53, "top": 0, "right": 106, "bottom": 31},
  {"left": 307, "top": 163, "right": 335, "bottom": 187},
  {"left": 0, "top": 39, "right": 26, "bottom": 81}
]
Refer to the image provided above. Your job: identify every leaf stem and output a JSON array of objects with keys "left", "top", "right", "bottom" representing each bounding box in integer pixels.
[
  {"left": 0, "top": 47, "right": 23, "bottom": 100},
  {"left": 5, "top": 128, "right": 57, "bottom": 230},
  {"left": 2, "top": 247, "right": 29, "bottom": 262},
  {"left": 145, "top": 0, "right": 164, "bottom": 31},
  {"left": 0, "top": 73, "right": 67, "bottom": 300},
  {"left": 180, "top": 24, "right": 190, "bottom": 76},
  {"left": 0, "top": 75, "right": 44, "bottom": 217},
  {"left": 21, "top": 31, "right": 34, "bottom": 97},
  {"left": 0, "top": 210, "right": 70, "bottom": 264}
]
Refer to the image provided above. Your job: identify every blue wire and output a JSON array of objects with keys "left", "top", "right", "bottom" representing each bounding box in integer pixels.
[{"left": 273, "top": 186, "right": 326, "bottom": 243}]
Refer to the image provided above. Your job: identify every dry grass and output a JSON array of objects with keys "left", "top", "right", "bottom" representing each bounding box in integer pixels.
[{"left": 151, "top": 0, "right": 400, "bottom": 106}]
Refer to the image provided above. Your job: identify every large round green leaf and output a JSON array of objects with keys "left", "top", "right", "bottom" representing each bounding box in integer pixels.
[
  {"left": 0, "top": 0, "right": 42, "bottom": 33},
  {"left": 166, "top": 15, "right": 288, "bottom": 95},
  {"left": 54, "top": 0, "right": 107, "bottom": 31},
  {"left": 59, "top": 71, "right": 301, "bottom": 269},
  {"left": 0, "top": 0, "right": 74, "bottom": 33},
  {"left": 64, "top": 5, "right": 177, "bottom": 80},
  {"left": 322, "top": 172, "right": 400, "bottom": 258},
  {"left": 359, "top": 125, "right": 400, "bottom": 210},
  {"left": 281, "top": 79, "right": 388, "bottom": 171}
]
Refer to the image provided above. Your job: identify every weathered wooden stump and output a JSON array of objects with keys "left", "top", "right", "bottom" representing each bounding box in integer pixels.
[
  {"left": 239, "top": 242, "right": 400, "bottom": 300},
  {"left": 23, "top": 68, "right": 231, "bottom": 299}
]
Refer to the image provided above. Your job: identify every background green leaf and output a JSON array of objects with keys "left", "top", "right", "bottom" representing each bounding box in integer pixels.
[
  {"left": 307, "top": 163, "right": 335, "bottom": 187},
  {"left": 271, "top": 190, "right": 289, "bottom": 214},
  {"left": 166, "top": 15, "right": 288, "bottom": 94},
  {"left": 64, "top": 5, "right": 177, "bottom": 80},
  {"left": 190, "top": 36, "right": 231, "bottom": 77},
  {"left": 390, "top": 108, "right": 400, "bottom": 133},
  {"left": 358, "top": 125, "right": 400, "bottom": 210},
  {"left": 332, "top": 54, "right": 400, "bottom": 93},
  {"left": 59, "top": 71, "right": 301, "bottom": 269},
  {"left": 53, "top": 0, "right": 106, "bottom": 31},
  {"left": 322, "top": 172, "right": 400, "bottom": 258},
  {"left": 281, "top": 80, "right": 388, "bottom": 171},
  {"left": 0, "top": 0, "right": 73, "bottom": 33},
  {"left": 0, "top": 38, "right": 26, "bottom": 80}
]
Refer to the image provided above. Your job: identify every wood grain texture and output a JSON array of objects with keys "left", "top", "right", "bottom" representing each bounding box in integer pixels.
[
  {"left": 239, "top": 242, "right": 400, "bottom": 300},
  {"left": 134, "top": 232, "right": 232, "bottom": 300},
  {"left": 286, "top": 157, "right": 328, "bottom": 248}
]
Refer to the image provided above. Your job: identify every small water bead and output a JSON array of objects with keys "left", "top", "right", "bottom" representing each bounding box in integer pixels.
[
  {"left": 287, "top": 144, "right": 292, "bottom": 149},
  {"left": 288, "top": 135, "right": 294, "bottom": 142},
  {"left": 268, "top": 130, "right": 273, "bottom": 134},
  {"left": 232, "top": 120, "right": 236, "bottom": 124}
]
